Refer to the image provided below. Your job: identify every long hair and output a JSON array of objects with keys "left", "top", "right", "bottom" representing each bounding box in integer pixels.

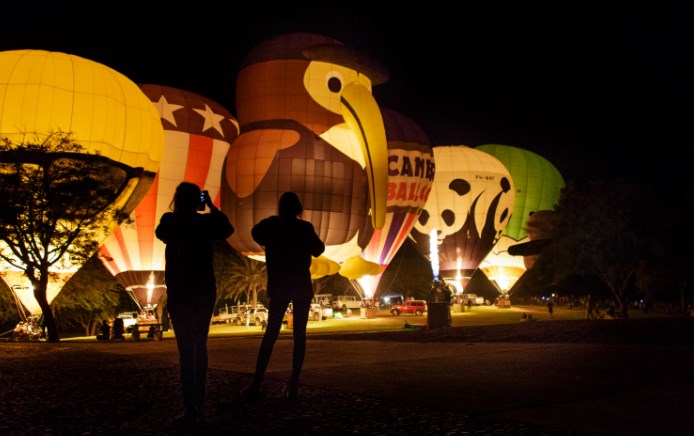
[
  {"left": 278, "top": 191, "right": 303, "bottom": 218},
  {"left": 171, "top": 182, "right": 201, "bottom": 213}
]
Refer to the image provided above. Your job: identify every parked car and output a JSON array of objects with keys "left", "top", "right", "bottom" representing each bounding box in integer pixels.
[
  {"left": 332, "top": 295, "right": 363, "bottom": 310},
  {"left": 117, "top": 312, "right": 138, "bottom": 332},
  {"left": 233, "top": 306, "right": 268, "bottom": 326},
  {"left": 390, "top": 300, "right": 427, "bottom": 316},
  {"left": 211, "top": 306, "right": 239, "bottom": 324}
]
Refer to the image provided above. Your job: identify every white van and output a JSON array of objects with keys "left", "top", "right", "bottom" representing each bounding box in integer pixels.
[{"left": 332, "top": 295, "right": 363, "bottom": 310}]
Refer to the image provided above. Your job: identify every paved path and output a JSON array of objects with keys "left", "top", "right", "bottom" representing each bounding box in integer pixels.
[{"left": 2, "top": 318, "right": 693, "bottom": 435}]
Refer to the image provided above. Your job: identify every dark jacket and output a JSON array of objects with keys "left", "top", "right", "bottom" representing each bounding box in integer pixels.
[
  {"left": 155, "top": 209, "right": 234, "bottom": 295},
  {"left": 251, "top": 215, "right": 324, "bottom": 300}
]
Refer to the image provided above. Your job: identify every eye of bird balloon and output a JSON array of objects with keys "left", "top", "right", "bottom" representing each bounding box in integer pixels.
[
  {"left": 304, "top": 62, "right": 372, "bottom": 114},
  {"left": 328, "top": 76, "right": 342, "bottom": 93}
]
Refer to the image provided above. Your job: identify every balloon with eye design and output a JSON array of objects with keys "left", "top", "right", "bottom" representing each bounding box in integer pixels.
[{"left": 221, "top": 33, "right": 390, "bottom": 269}]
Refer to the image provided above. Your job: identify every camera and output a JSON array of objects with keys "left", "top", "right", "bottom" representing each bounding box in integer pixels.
[{"left": 198, "top": 190, "right": 209, "bottom": 211}]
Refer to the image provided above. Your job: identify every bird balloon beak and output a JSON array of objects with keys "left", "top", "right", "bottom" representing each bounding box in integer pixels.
[{"left": 340, "top": 82, "right": 388, "bottom": 229}]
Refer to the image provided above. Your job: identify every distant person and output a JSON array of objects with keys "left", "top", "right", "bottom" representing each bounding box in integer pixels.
[
  {"left": 155, "top": 182, "right": 234, "bottom": 429},
  {"left": 547, "top": 299, "right": 554, "bottom": 318},
  {"left": 242, "top": 192, "right": 325, "bottom": 401},
  {"left": 586, "top": 294, "right": 595, "bottom": 320},
  {"left": 97, "top": 320, "right": 110, "bottom": 341},
  {"left": 112, "top": 318, "right": 125, "bottom": 341},
  {"left": 466, "top": 298, "right": 473, "bottom": 312}
]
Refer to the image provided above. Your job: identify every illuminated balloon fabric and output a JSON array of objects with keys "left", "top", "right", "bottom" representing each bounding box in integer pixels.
[
  {"left": 478, "top": 236, "right": 526, "bottom": 292},
  {"left": 0, "top": 50, "right": 163, "bottom": 209},
  {"left": 475, "top": 144, "right": 564, "bottom": 290},
  {"left": 356, "top": 108, "right": 434, "bottom": 297},
  {"left": 410, "top": 145, "right": 514, "bottom": 288},
  {"left": 221, "top": 33, "right": 389, "bottom": 264},
  {"left": 310, "top": 256, "right": 341, "bottom": 280},
  {"left": 0, "top": 50, "right": 165, "bottom": 314},
  {"left": 100, "top": 84, "right": 239, "bottom": 306},
  {"left": 2, "top": 271, "right": 74, "bottom": 316},
  {"left": 475, "top": 144, "right": 564, "bottom": 242}
]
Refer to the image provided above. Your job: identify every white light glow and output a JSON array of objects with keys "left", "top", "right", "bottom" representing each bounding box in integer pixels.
[{"left": 429, "top": 229, "right": 439, "bottom": 279}]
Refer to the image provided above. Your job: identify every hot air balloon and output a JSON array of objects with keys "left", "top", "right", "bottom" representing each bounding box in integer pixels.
[
  {"left": 475, "top": 144, "right": 564, "bottom": 293},
  {"left": 354, "top": 108, "right": 434, "bottom": 299},
  {"left": 0, "top": 50, "right": 164, "bottom": 324},
  {"left": 410, "top": 145, "right": 514, "bottom": 293},
  {"left": 99, "top": 85, "right": 239, "bottom": 317},
  {"left": 220, "top": 32, "right": 389, "bottom": 268}
]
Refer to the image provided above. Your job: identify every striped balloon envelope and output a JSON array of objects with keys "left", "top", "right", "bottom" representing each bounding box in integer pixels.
[
  {"left": 99, "top": 85, "right": 239, "bottom": 311},
  {"left": 355, "top": 109, "right": 434, "bottom": 299}
]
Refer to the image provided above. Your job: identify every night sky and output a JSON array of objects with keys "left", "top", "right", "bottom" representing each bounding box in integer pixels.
[{"left": 3, "top": 2, "right": 690, "bottom": 187}]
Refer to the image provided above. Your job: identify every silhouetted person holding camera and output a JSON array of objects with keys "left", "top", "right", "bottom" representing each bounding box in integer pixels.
[
  {"left": 156, "top": 182, "right": 234, "bottom": 429},
  {"left": 242, "top": 192, "right": 325, "bottom": 401}
]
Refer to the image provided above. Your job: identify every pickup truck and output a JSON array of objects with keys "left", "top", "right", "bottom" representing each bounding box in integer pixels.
[
  {"left": 117, "top": 312, "right": 138, "bottom": 332},
  {"left": 211, "top": 306, "right": 238, "bottom": 324}
]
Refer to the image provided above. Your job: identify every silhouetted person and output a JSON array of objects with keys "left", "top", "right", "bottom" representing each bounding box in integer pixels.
[
  {"left": 547, "top": 299, "right": 554, "bottom": 318},
  {"left": 155, "top": 182, "right": 234, "bottom": 429},
  {"left": 97, "top": 320, "right": 110, "bottom": 341},
  {"left": 242, "top": 192, "right": 325, "bottom": 400},
  {"left": 586, "top": 294, "right": 595, "bottom": 320},
  {"left": 112, "top": 318, "right": 125, "bottom": 341}
]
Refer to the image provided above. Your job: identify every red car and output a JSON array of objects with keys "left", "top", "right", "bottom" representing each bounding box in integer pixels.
[{"left": 390, "top": 300, "right": 427, "bottom": 316}]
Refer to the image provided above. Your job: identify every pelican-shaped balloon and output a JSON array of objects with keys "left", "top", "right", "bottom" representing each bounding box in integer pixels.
[{"left": 221, "top": 32, "right": 390, "bottom": 265}]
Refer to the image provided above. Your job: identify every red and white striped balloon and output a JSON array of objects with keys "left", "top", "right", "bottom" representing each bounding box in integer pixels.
[{"left": 99, "top": 85, "right": 239, "bottom": 308}]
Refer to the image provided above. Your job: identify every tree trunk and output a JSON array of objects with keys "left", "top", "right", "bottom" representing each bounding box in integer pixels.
[{"left": 34, "top": 285, "right": 60, "bottom": 342}]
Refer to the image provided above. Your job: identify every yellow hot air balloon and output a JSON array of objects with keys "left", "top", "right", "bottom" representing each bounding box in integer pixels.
[{"left": 0, "top": 50, "right": 164, "bottom": 338}]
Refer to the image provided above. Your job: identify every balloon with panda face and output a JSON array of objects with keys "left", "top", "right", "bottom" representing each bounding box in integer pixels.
[{"left": 410, "top": 145, "right": 514, "bottom": 291}]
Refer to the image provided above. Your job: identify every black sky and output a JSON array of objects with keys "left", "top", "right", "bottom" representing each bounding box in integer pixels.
[{"left": 3, "top": 2, "right": 691, "bottom": 186}]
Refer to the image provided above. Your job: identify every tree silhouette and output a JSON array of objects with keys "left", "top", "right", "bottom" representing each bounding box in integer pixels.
[
  {"left": 0, "top": 132, "right": 144, "bottom": 342},
  {"left": 51, "top": 254, "right": 126, "bottom": 336},
  {"left": 535, "top": 179, "right": 660, "bottom": 319}
]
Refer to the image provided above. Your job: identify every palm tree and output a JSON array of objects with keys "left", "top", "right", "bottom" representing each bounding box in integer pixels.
[{"left": 218, "top": 252, "right": 267, "bottom": 308}]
